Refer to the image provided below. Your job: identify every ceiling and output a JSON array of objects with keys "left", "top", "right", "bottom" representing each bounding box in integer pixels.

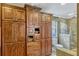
[{"left": 9, "top": 3, "right": 77, "bottom": 18}]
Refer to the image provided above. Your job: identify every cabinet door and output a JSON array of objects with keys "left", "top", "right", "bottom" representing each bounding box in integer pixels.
[
  {"left": 16, "top": 43, "right": 25, "bottom": 56},
  {"left": 46, "top": 15, "right": 51, "bottom": 22},
  {"left": 15, "top": 22, "right": 25, "bottom": 43},
  {"left": 0, "top": 3, "right": 1, "bottom": 56},
  {"left": 2, "top": 21, "right": 15, "bottom": 43},
  {"left": 41, "top": 39, "right": 46, "bottom": 56},
  {"left": 27, "top": 8, "right": 33, "bottom": 27},
  {"left": 41, "top": 22, "right": 46, "bottom": 39},
  {"left": 2, "top": 43, "right": 17, "bottom": 56},
  {"left": 45, "top": 22, "right": 52, "bottom": 38},
  {"left": 41, "top": 14, "right": 46, "bottom": 22},
  {"left": 46, "top": 38, "right": 52, "bottom": 56},
  {"left": 27, "top": 42, "right": 41, "bottom": 56},
  {"left": 15, "top": 9, "right": 25, "bottom": 21},
  {"left": 2, "top": 5, "right": 14, "bottom": 21},
  {"left": 32, "top": 11, "right": 40, "bottom": 26}
]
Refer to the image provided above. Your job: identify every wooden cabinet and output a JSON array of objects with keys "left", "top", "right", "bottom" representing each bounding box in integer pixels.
[
  {"left": 26, "top": 7, "right": 33, "bottom": 27},
  {"left": 41, "top": 22, "right": 46, "bottom": 39},
  {"left": 15, "top": 9, "right": 25, "bottom": 21},
  {"left": 41, "top": 13, "right": 52, "bottom": 56},
  {"left": 2, "top": 21, "right": 15, "bottom": 43},
  {"left": 2, "top": 21, "right": 25, "bottom": 56},
  {"left": 0, "top": 4, "right": 52, "bottom": 56},
  {"left": 0, "top": 3, "right": 1, "bottom": 56},
  {"left": 2, "top": 4, "right": 25, "bottom": 56},
  {"left": 41, "top": 39, "right": 46, "bottom": 55},
  {"left": 45, "top": 22, "right": 52, "bottom": 56},
  {"left": 26, "top": 9, "right": 52, "bottom": 56},
  {"left": 46, "top": 15, "right": 51, "bottom": 22},
  {"left": 2, "top": 4, "right": 25, "bottom": 21},
  {"left": 45, "top": 22, "right": 52, "bottom": 38},
  {"left": 32, "top": 11, "right": 40, "bottom": 26},
  {"left": 27, "top": 42, "right": 41, "bottom": 56},
  {"left": 25, "top": 5, "right": 41, "bottom": 56},
  {"left": 2, "top": 4, "right": 14, "bottom": 21},
  {"left": 14, "top": 22, "right": 25, "bottom": 43},
  {"left": 3, "top": 43, "right": 25, "bottom": 56},
  {"left": 46, "top": 38, "right": 52, "bottom": 55},
  {"left": 2, "top": 21, "right": 25, "bottom": 43},
  {"left": 16, "top": 43, "right": 25, "bottom": 56},
  {"left": 3, "top": 43, "right": 17, "bottom": 56}
]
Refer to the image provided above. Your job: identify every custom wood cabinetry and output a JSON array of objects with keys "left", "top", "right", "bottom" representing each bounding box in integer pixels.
[
  {"left": 15, "top": 8, "right": 25, "bottom": 21},
  {"left": 2, "top": 21, "right": 15, "bottom": 43},
  {"left": 41, "top": 13, "right": 52, "bottom": 56},
  {"left": 3, "top": 43, "right": 17, "bottom": 56},
  {"left": 27, "top": 42, "right": 41, "bottom": 56},
  {"left": 26, "top": 5, "right": 52, "bottom": 56},
  {"left": 0, "top": 3, "right": 1, "bottom": 56},
  {"left": 25, "top": 5, "right": 41, "bottom": 56},
  {"left": 16, "top": 43, "right": 25, "bottom": 56},
  {"left": 2, "top": 5, "right": 14, "bottom": 21},
  {"left": 0, "top": 4, "right": 52, "bottom": 56},
  {"left": 2, "top": 4, "right": 25, "bottom": 56}
]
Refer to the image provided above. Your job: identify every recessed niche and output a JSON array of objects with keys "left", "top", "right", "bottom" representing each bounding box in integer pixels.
[{"left": 35, "top": 28, "right": 40, "bottom": 34}]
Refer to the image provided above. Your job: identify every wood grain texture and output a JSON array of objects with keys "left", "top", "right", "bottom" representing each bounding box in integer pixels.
[
  {"left": 14, "top": 22, "right": 25, "bottom": 43},
  {"left": 1, "top": 4, "right": 52, "bottom": 56},
  {"left": 25, "top": 5, "right": 41, "bottom": 56},
  {"left": 0, "top": 3, "right": 1, "bottom": 56},
  {"left": 2, "top": 21, "right": 15, "bottom": 43},
  {"left": 46, "top": 38, "right": 52, "bottom": 55},
  {"left": 2, "top": 5, "right": 14, "bottom": 21},
  {"left": 2, "top": 4, "right": 25, "bottom": 56},
  {"left": 16, "top": 43, "right": 25, "bottom": 56},
  {"left": 41, "top": 13, "right": 52, "bottom": 56},
  {"left": 2, "top": 43, "right": 17, "bottom": 56},
  {"left": 15, "top": 9, "right": 25, "bottom": 21},
  {"left": 27, "top": 42, "right": 41, "bottom": 56},
  {"left": 41, "top": 39, "right": 46, "bottom": 55}
]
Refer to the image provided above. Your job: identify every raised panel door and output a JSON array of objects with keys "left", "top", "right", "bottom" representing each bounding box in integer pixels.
[
  {"left": 41, "top": 22, "right": 46, "bottom": 39},
  {"left": 0, "top": 3, "right": 1, "bottom": 56},
  {"left": 46, "top": 15, "right": 51, "bottom": 22},
  {"left": 32, "top": 11, "right": 40, "bottom": 26},
  {"left": 2, "top": 5, "right": 14, "bottom": 21},
  {"left": 41, "top": 14, "right": 46, "bottom": 22},
  {"left": 2, "top": 21, "right": 15, "bottom": 43},
  {"left": 16, "top": 43, "right": 25, "bottom": 56},
  {"left": 41, "top": 39, "right": 46, "bottom": 56},
  {"left": 46, "top": 38, "right": 52, "bottom": 55},
  {"left": 27, "top": 7, "right": 33, "bottom": 27},
  {"left": 45, "top": 22, "right": 52, "bottom": 38},
  {"left": 15, "top": 9, "right": 25, "bottom": 21},
  {"left": 2, "top": 43, "right": 17, "bottom": 56},
  {"left": 14, "top": 22, "right": 25, "bottom": 43},
  {"left": 27, "top": 42, "right": 41, "bottom": 56}
]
